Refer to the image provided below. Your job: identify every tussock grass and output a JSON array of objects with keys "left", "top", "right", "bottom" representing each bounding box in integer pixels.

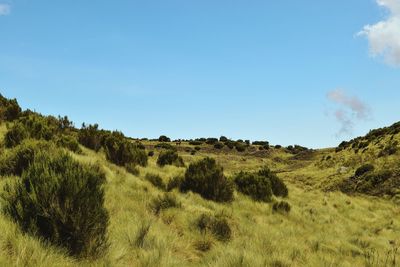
[{"left": 0, "top": 123, "right": 399, "bottom": 266}]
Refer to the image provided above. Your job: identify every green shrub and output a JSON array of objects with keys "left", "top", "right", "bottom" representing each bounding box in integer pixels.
[
  {"left": 180, "top": 157, "right": 234, "bottom": 202},
  {"left": 150, "top": 193, "right": 181, "bottom": 215},
  {"left": 167, "top": 175, "right": 184, "bottom": 192},
  {"left": 214, "top": 142, "right": 224, "bottom": 149},
  {"left": 234, "top": 171, "right": 273, "bottom": 202},
  {"left": 253, "top": 141, "right": 269, "bottom": 146},
  {"left": 225, "top": 140, "right": 235, "bottom": 149},
  {"left": 219, "top": 136, "right": 228, "bottom": 142},
  {"left": 272, "top": 201, "right": 291, "bottom": 214},
  {"left": 157, "top": 150, "right": 184, "bottom": 167},
  {"left": 355, "top": 164, "right": 375, "bottom": 177},
  {"left": 0, "top": 140, "right": 54, "bottom": 176},
  {"left": 103, "top": 132, "right": 148, "bottom": 167},
  {"left": 259, "top": 167, "right": 288, "bottom": 197},
  {"left": 148, "top": 151, "right": 155, "bottom": 157},
  {"left": 206, "top": 138, "right": 219, "bottom": 145},
  {"left": 56, "top": 135, "right": 81, "bottom": 153},
  {"left": 4, "top": 123, "right": 28, "bottom": 148},
  {"left": 155, "top": 142, "right": 176, "bottom": 151},
  {"left": 235, "top": 142, "right": 246, "bottom": 152},
  {"left": 158, "top": 135, "right": 171, "bottom": 142},
  {"left": 196, "top": 214, "right": 232, "bottom": 242},
  {"left": 189, "top": 140, "right": 203, "bottom": 146},
  {"left": 194, "top": 146, "right": 201, "bottom": 151},
  {"left": 78, "top": 123, "right": 104, "bottom": 151},
  {"left": 145, "top": 173, "right": 166, "bottom": 190},
  {"left": 2, "top": 151, "right": 109, "bottom": 258},
  {"left": 0, "top": 95, "right": 22, "bottom": 121}
]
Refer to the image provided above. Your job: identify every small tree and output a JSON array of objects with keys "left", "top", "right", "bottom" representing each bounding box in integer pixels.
[
  {"left": 157, "top": 150, "right": 184, "bottom": 167},
  {"left": 103, "top": 131, "right": 148, "bottom": 167},
  {"left": 2, "top": 151, "right": 109, "bottom": 258},
  {"left": 4, "top": 123, "right": 28, "bottom": 148},
  {"left": 234, "top": 171, "right": 273, "bottom": 202},
  {"left": 158, "top": 135, "right": 171, "bottom": 142},
  {"left": 180, "top": 157, "right": 234, "bottom": 202},
  {"left": 258, "top": 167, "right": 288, "bottom": 197}
]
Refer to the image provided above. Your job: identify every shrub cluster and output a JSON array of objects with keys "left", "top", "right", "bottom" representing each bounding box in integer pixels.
[
  {"left": 0, "top": 140, "right": 55, "bottom": 176},
  {"left": 234, "top": 171, "right": 272, "bottom": 202},
  {"left": 0, "top": 94, "right": 22, "bottom": 121},
  {"left": 157, "top": 150, "right": 184, "bottom": 167},
  {"left": 213, "top": 142, "right": 224, "bottom": 150},
  {"left": 355, "top": 164, "right": 375, "bottom": 177},
  {"left": 155, "top": 142, "right": 176, "bottom": 151},
  {"left": 158, "top": 135, "right": 171, "bottom": 142},
  {"left": 2, "top": 150, "right": 109, "bottom": 258},
  {"left": 234, "top": 166, "right": 288, "bottom": 202},
  {"left": 103, "top": 131, "right": 148, "bottom": 167},
  {"left": 78, "top": 123, "right": 105, "bottom": 152},
  {"left": 196, "top": 214, "right": 232, "bottom": 242},
  {"left": 180, "top": 158, "right": 234, "bottom": 202}
]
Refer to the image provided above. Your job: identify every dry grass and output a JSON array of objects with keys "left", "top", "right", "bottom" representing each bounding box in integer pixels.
[{"left": 0, "top": 128, "right": 399, "bottom": 266}]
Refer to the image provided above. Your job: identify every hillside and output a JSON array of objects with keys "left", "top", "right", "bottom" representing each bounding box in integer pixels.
[{"left": 0, "top": 95, "right": 399, "bottom": 267}]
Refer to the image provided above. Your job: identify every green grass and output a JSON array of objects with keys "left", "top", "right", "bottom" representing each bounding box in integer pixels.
[{"left": 0, "top": 124, "right": 399, "bottom": 266}]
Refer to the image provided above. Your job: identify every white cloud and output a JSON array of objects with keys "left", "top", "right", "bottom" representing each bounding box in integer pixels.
[
  {"left": 358, "top": 0, "right": 400, "bottom": 66},
  {"left": 327, "top": 89, "right": 371, "bottom": 137},
  {"left": 0, "top": 4, "right": 10, "bottom": 16}
]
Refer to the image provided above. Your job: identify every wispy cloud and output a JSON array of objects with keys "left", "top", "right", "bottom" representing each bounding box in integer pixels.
[
  {"left": 327, "top": 89, "right": 371, "bottom": 137},
  {"left": 358, "top": 0, "right": 400, "bottom": 66},
  {"left": 0, "top": 3, "right": 10, "bottom": 16}
]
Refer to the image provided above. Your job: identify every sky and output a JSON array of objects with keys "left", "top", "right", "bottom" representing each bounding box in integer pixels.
[{"left": 1, "top": 0, "right": 400, "bottom": 148}]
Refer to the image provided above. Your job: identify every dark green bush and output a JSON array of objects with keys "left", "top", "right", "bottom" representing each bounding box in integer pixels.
[
  {"left": 219, "top": 136, "right": 228, "bottom": 142},
  {"left": 253, "top": 141, "right": 269, "bottom": 146},
  {"left": 214, "top": 142, "right": 224, "bottom": 149},
  {"left": 166, "top": 175, "right": 184, "bottom": 191},
  {"left": 145, "top": 173, "right": 166, "bottom": 190},
  {"left": 0, "top": 95, "right": 21, "bottom": 121},
  {"left": 194, "top": 146, "right": 201, "bottom": 151},
  {"left": 0, "top": 140, "right": 54, "bottom": 176},
  {"left": 158, "top": 135, "right": 171, "bottom": 142},
  {"left": 189, "top": 140, "right": 203, "bottom": 146},
  {"left": 103, "top": 131, "right": 148, "bottom": 167},
  {"left": 196, "top": 214, "right": 232, "bottom": 242},
  {"left": 225, "top": 140, "right": 235, "bottom": 149},
  {"left": 234, "top": 171, "right": 273, "bottom": 202},
  {"left": 56, "top": 135, "right": 81, "bottom": 153},
  {"left": 180, "top": 157, "right": 234, "bottom": 202},
  {"left": 4, "top": 123, "right": 28, "bottom": 148},
  {"left": 78, "top": 123, "right": 104, "bottom": 152},
  {"left": 155, "top": 143, "right": 176, "bottom": 151},
  {"left": 150, "top": 193, "right": 181, "bottom": 215},
  {"left": 355, "top": 164, "right": 375, "bottom": 177},
  {"left": 206, "top": 138, "right": 219, "bottom": 145},
  {"left": 157, "top": 150, "right": 184, "bottom": 167},
  {"left": 272, "top": 201, "right": 291, "bottom": 214},
  {"left": 148, "top": 151, "right": 155, "bottom": 157},
  {"left": 259, "top": 167, "right": 288, "bottom": 197},
  {"left": 235, "top": 142, "right": 246, "bottom": 152},
  {"left": 2, "top": 151, "right": 109, "bottom": 258}
]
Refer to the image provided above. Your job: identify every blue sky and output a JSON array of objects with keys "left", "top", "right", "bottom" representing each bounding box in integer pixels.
[{"left": 1, "top": 0, "right": 399, "bottom": 148}]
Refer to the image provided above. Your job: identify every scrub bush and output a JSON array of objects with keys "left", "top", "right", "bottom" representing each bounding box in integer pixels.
[
  {"left": 2, "top": 151, "right": 109, "bottom": 258},
  {"left": 180, "top": 158, "right": 234, "bottom": 202}
]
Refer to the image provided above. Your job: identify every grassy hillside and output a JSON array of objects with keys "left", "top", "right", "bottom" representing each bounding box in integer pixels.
[{"left": 0, "top": 96, "right": 399, "bottom": 266}]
